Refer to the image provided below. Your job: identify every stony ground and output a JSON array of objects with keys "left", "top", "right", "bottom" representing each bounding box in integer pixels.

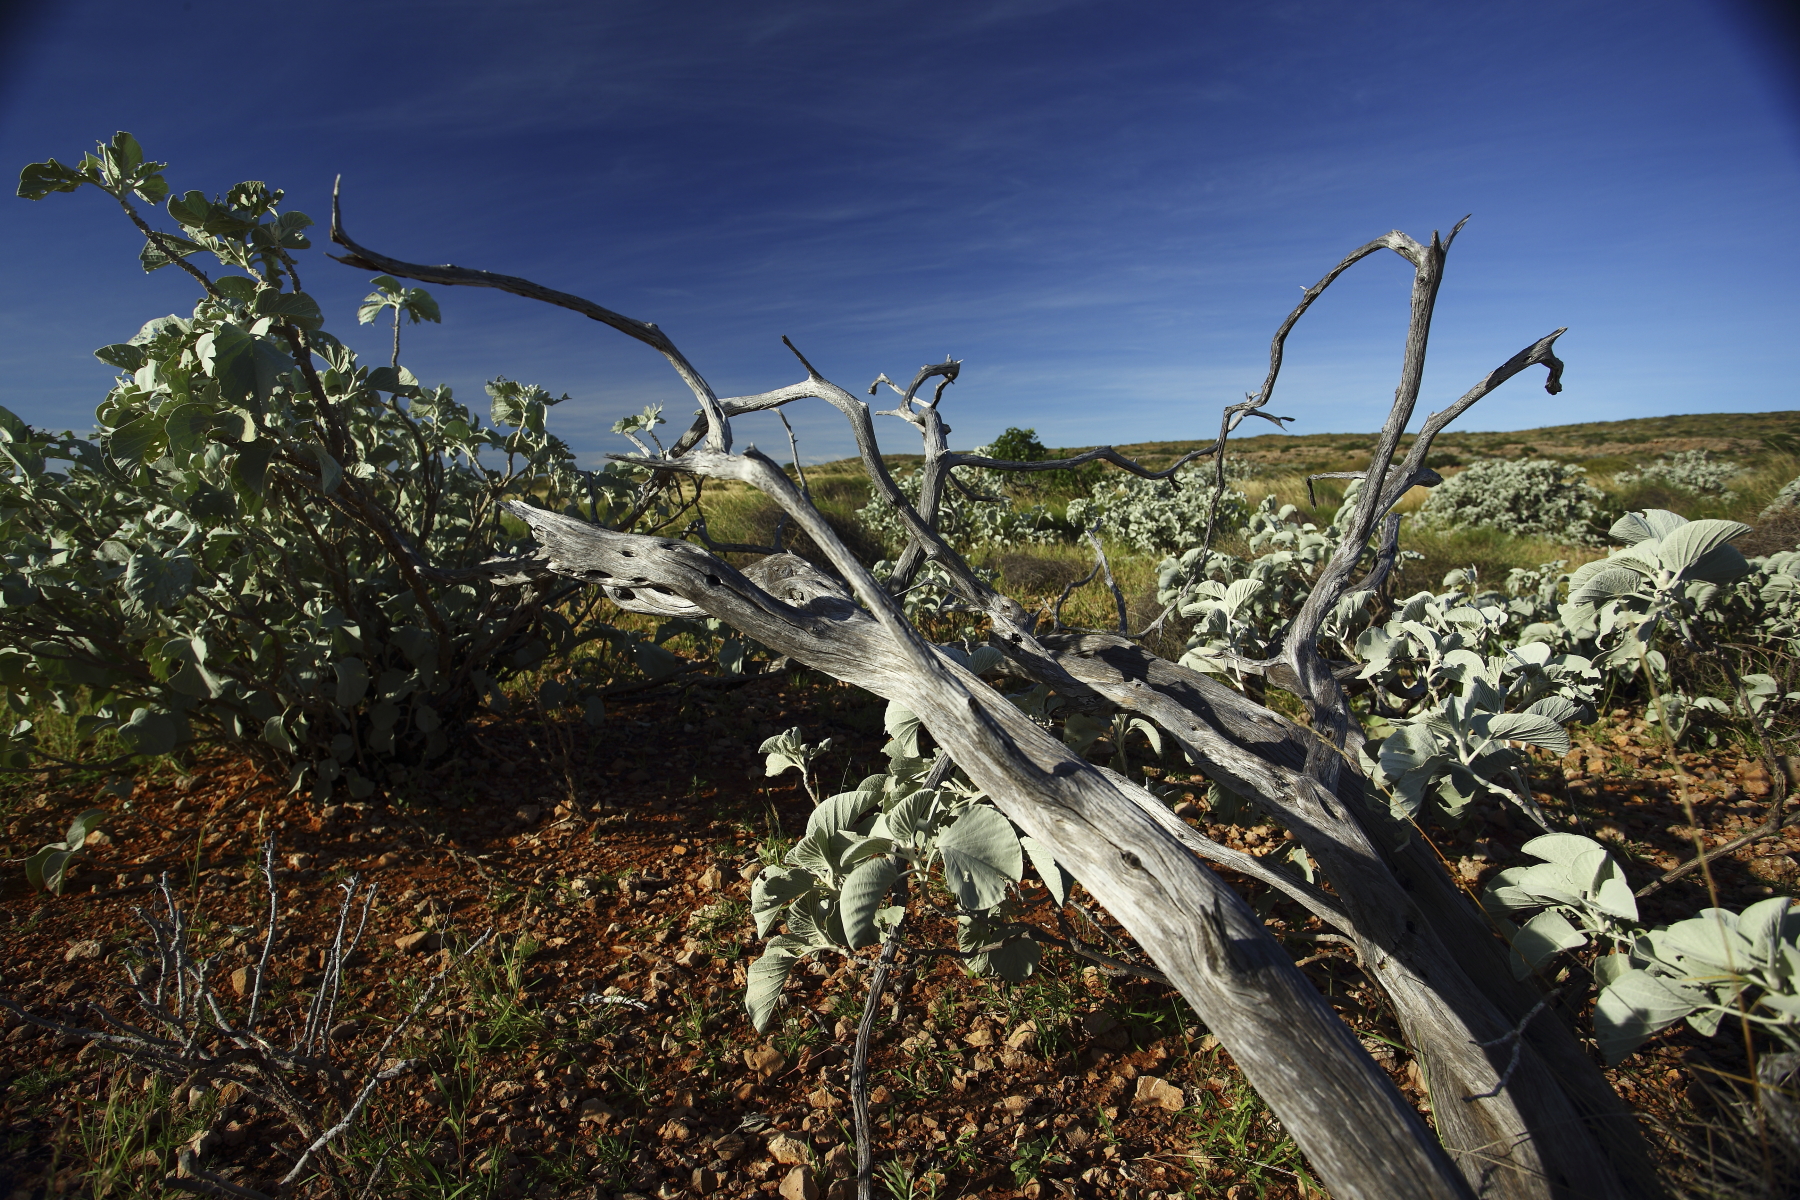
[{"left": 1, "top": 669, "right": 1794, "bottom": 1199}]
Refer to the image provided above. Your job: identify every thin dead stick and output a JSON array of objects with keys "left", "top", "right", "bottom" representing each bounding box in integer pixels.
[
  {"left": 1636, "top": 797, "right": 1800, "bottom": 898},
  {"left": 246, "top": 838, "right": 280, "bottom": 1030},
  {"left": 1635, "top": 644, "right": 1797, "bottom": 900},
  {"left": 1086, "top": 526, "right": 1129, "bottom": 635},
  {"left": 1047, "top": 522, "right": 1131, "bottom": 635},
  {"left": 853, "top": 872, "right": 906, "bottom": 1200},
  {"left": 1464, "top": 992, "right": 1558, "bottom": 1103},
  {"left": 1050, "top": 558, "right": 1105, "bottom": 632},
  {"left": 776, "top": 409, "right": 810, "bottom": 505},
  {"left": 281, "top": 928, "right": 495, "bottom": 1188},
  {"left": 167, "top": 1147, "right": 271, "bottom": 1198}
]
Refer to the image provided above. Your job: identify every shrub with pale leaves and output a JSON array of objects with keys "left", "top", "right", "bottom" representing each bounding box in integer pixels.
[
  {"left": 1612, "top": 448, "right": 1741, "bottom": 499},
  {"left": 1762, "top": 473, "right": 1800, "bottom": 519},
  {"left": 1065, "top": 464, "right": 1250, "bottom": 555},
  {"left": 856, "top": 454, "right": 1060, "bottom": 554},
  {"left": 1416, "top": 458, "right": 1603, "bottom": 542},
  {"left": 1484, "top": 833, "right": 1800, "bottom": 1064}
]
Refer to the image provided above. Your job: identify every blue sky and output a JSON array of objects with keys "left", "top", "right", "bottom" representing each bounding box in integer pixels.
[{"left": 1, "top": 0, "right": 1795, "bottom": 465}]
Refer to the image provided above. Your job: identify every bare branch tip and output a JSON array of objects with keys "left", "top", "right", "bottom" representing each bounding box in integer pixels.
[{"left": 780, "top": 335, "right": 822, "bottom": 380}]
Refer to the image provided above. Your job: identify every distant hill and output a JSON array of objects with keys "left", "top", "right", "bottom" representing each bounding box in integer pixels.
[
  {"left": 1075, "top": 410, "right": 1799, "bottom": 476},
  {"left": 801, "top": 410, "right": 1797, "bottom": 487}
]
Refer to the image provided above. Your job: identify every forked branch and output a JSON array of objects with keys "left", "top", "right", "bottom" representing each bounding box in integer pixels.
[{"left": 324, "top": 199, "right": 1658, "bottom": 1199}]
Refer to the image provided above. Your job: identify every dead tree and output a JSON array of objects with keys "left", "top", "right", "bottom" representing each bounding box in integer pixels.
[
  {"left": 0, "top": 839, "right": 488, "bottom": 1199},
  {"left": 331, "top": 195, "right": 1664, "bottom": 1200}
]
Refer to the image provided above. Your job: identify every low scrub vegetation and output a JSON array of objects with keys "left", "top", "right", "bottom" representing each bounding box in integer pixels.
[{"left": 3, "top": 133, "right": 1799, "bottom": 1200}]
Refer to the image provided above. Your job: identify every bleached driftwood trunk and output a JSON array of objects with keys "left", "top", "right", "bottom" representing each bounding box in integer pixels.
[{"left": 330, "top": 195, "right": 1662, "bottom": 1200}]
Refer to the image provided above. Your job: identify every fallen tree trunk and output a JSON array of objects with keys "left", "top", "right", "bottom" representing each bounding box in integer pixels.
[
  {"left": 514, "top": 507, "right": 1473, "bottom": 1199},
  {"left": 331, "top": 199, "right": 1662, "bottom": 1199},
  {"left": 1047, "top": 633, "right": 1663, "bottom": 1198}
]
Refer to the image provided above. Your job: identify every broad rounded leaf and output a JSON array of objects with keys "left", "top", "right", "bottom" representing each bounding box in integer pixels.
[
  {"left": 125, "top": 549, "right": 193, "bottom": 611},
  {"left": 107, "top": 412, "right": 166, "bottom": 465},
  {"left": 1510, "top": 909, "right": 1587, "bottom": 977},
  {"left": 1590, "top": 859, "right": 1640, "bottom": 923},
  {"left": 250, "top": 289, "right": 324, "bottom": 331},
  {"left": 1510, "top": 861, "right": 1587, "bottom": 909},
  {"left": 632, "top": 641, "right": 683, "bottom": 682},
  {"left": 883, "top": 702, "right": 923, "bottom": 759},
  {"left": 1524, "top": 695, "right": 1583, "bottom": 725},
  {"left": 230, "top": 441, "right": 275, "bottom": 495},
  {"left": 869, "top": 788, "right": 937, "bottom": 848},
  {"left": 1020, "top": 835, "right": 1075, "bottom": 907},
  {"left": 1483, "top": 712, "right": 1570, "bottom": 755},
  {"left": 163, "top": 403, "right": 213, "bottom": 458},
  {"left": 839, "top": 856, "right": 900, "bottom": 949},
  {"left": 1609, "top": 509, "right": 1687, "bottom": 546},
  {"left": 334, "top": 658, "right": 370, "bottom": 709},
  {"left": 985, "top": 937, "right": 1041, "bottom": 983},
  {"left": 965, "top": 645, "right": 1005, "bottom": 674},
  {"left": 1738, "top": 896, "right": 1800, "bottom": 961},
  {"left": 367, "top": 365, "right": 422, "bottom": 396},
  {"left": 1125, "top": 717, "right": 1163, "bottom": 757},
  {"left": 1687, "top": 543, "right": 1752, "bottom": 585},
  {"left": 26, "top": 847, "right": 76, "bottom": 895},
  {"left": 23, "top": 846, "right": 52, "bottom": 891},
  {"left": 807, "top": 790, "right": 878, "bottom": 841},
  {"left": 1594, "top": 951, "right": 1633, "bottom": 988},
  {"left": 17, "top": 157, "right": 89, "bottom": 200},
  {"left": 1222, "top": 577, "right": 1263, "bottom": 615},
  {"left": 1378, "top": 723, "right": 1440, "bottom": 777},
  {"left": 1657, "top": 519, "right": 1750, "bottom": 574},
  {"left": 1651, "top": 913, "right": 1753, "bottom": 973},
  {"left": 1594, "top": 969, "right": 1705, "bottom": 1064},
  {"left": 64, "top": 808, "right": 108, "bottom": 846},
  {"left": 1522, "top": 832, "right": 1609, "bottom": 868},
  {"left": 262, "top": 715, "right": 295, "bottom": 754},
  {"left": 213, "top": 275, "right": 258, "bottom": 302},
  {"left": 937, "top": 805, "right": 1023, "bottom": 911},
  {"left": 745, "top": 947, "right": 799, "bottom": 1033},
  {"left": 784, "top": 829, "right": 836, "bottom": 880},
  {"left": 1483, "top": 866, "right": 1545, "bottom": 914},
  {"left": 117, "top": 707, "right": 179, "bottom": 756},
  {"left": 93, "top": 343, "right": 146, "bottom": 372},
  {"left": 750, "top": 867, "right": 814, "bottom": 938},
  {"left": 1567, "top": 565, "right": 1643, "bottom": 606}
]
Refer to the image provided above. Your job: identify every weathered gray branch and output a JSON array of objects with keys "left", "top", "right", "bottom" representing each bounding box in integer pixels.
[
  {"left": 512, "top": 501, "right": 1470, "bottom": 1200},
  {"left": 331, "top": 181, "right": 733, "bottom": 451},
  {"left": 330, "top": 203, "right": 1658, "bottom": 1200},
  {"left": 1045, "top": 634, "right": 1657, "bottom": 1198}
]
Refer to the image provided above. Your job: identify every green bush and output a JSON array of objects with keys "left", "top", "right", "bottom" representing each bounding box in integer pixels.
[
  {"left": 1612, "top": 449, "right": 1741, "bottom": 499},
  {"left": 1066, "top": 463, "right": 1251, "bottom": 555},
  {"left": 857, "top": 455, "right": 1061, "bottom": 554},
  {"left": 1418, "top": 457, "right": 1604, "bottom": 542},
  {"left": 1762, "top": 473, "right": 1800, "bottom": 519},
  {"left": 1, "top": 133, "right": 663, "bottom": 797},
  {"left": 985, "top": 426, "right": 1049, "bottom": 463}
]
